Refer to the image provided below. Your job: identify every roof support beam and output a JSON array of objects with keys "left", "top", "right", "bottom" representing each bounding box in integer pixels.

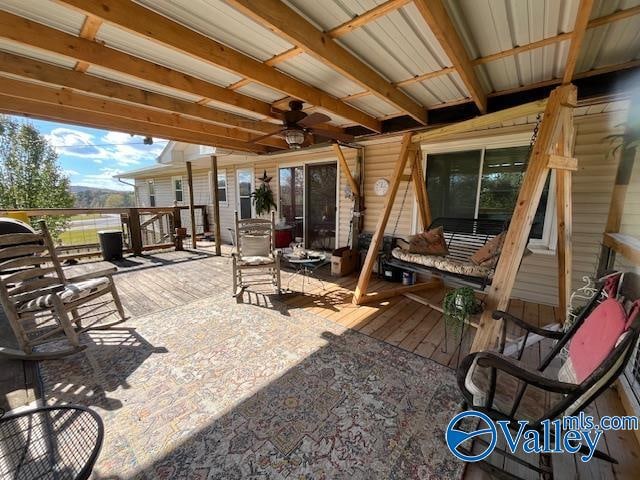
[
  {"left": 227, "top": 0, "right": 427, "bottom": 124},
  {"left": 0, "top": 52, "right": 282, "bottom": 136},
  {"left": 413, "top": 0, "right": 486, "bottom": 113},
  {"left": 57, "top": 0, "right": 381, "bottom": 132},
  {"left": 563, "top": 0, "right": 595, "bottom": 84},
  {"left": 262, "top": 0, "right": 412, "bottom": 67},
  {"left": 0, "top": 76, "right": 287, "bottom": 149},
  {"left": 0, "top": 10, "right": 276, "bottom": 119},
  {"left": 0, "top": 95, "right": 267, "bottom": 153}
]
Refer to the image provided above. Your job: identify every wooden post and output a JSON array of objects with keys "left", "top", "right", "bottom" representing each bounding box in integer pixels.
[
  {"left": 128, "top": 208, "right": 143, "bottom": 255},
  {"left": 186, "top": 161, "right": 197, "bottom": 249},
  {"left": 353, "top": 132, "right": 413, "bottom": 305},
  {"left": 411, "top": 149, "right": 432, "bottom": 230},
  {"left": 210, "top": 155, "right": 222, "bottom": 256},
  {"left": 470, "top": 84, "right": 577, "bottom": 353},
  {"left": 172, "top": 205, "right": 183, "bottom": 251},
  {"left": 555, "top": 112, "right": 575, "bottom": 321}
]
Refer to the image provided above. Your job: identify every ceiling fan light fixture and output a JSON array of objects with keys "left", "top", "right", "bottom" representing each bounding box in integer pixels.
[{"left": 284, "top": 128, "right": 305, "bottom": 149}]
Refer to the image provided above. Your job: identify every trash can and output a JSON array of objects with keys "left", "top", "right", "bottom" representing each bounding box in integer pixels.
[{"left": 98, "top": 230, "right": 123, "bottom": 261}]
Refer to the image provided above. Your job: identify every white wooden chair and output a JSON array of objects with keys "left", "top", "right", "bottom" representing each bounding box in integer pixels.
[
  {"left": 231, "top": 211, "right": 281, "bottom": 297},
  {"left": 0, "top": 220, "right": 127, "bottom": 359}
]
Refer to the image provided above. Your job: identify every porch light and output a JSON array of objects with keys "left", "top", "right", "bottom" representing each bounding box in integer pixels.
[{"left": 284, "top": 129, "right": 305, "bottom": 149}]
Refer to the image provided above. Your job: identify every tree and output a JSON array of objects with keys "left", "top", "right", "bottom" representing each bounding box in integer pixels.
[{"left": 0, "top": 116, "right": 74, "bottom": 237}]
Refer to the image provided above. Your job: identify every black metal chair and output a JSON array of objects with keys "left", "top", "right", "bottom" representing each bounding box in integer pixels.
[
  {"left": 0, "top": 404, "right": 104, "bottom": 480},
  {"left": 457, "top": 272, "right": 640, "bottom": 479}
]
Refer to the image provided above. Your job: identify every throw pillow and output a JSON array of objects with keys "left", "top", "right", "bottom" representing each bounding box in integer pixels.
[
  {"left": 408, "top": 226, "right": 449, "bottom": 256},
  {"left": 242, "top": 234, "right": 271, "bottom": 256},
  {"left": 470, "top": 232, "right": 506, "bottom": 266}
]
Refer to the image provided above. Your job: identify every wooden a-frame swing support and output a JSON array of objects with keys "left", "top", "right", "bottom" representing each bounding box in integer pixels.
[{"left": 352, "top": 84, "right": 578, "bottom": 353}]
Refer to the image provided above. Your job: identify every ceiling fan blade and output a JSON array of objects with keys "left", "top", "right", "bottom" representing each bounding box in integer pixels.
[
  {"left": 309, "top": 128, "right": 354, "bottom": 143},
  {"left": 298, "top": 112, "right": 331, "bottom": 127},
  {"left": 284, "top": 110, "right": 307, "bottom": 125},
  {"left": 248, "top": 128, "right": 285, "bottom": 144}
]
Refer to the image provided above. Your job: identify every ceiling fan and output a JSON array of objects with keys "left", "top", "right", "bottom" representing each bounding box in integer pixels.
[{"left": 252, "top": 100, "right": 354, "bottom": 149}]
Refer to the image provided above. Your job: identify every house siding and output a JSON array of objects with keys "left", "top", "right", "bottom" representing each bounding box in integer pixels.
[{"left": 130, "top": 101, "right": 635, "bottom": 306}]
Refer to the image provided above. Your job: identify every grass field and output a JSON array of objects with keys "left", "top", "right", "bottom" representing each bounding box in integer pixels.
[{"left": 59, "top": 227, "right": 102, "bottom": 245}]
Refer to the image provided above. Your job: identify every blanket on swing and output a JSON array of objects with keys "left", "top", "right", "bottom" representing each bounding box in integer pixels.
[{"left": 391, "top": 247, "right": 493, "bottom": 279}]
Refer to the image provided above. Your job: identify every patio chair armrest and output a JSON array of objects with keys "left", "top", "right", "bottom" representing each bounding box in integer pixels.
[
  {"left": 67, "top": 267, "right": 118, "bottom": 283},
  {"left": 473, "top": 351, "right": 578, "bottom": 394},
  {"left": 492, "top": 310, "right": 564, "bottom": 339}
]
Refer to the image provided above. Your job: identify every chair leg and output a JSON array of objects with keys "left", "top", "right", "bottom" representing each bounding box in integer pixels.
[
  {"left": 52, "top": 297, "right": 80, "bottom": 347},
  {"left": 70, "top": 308, "right": 82, "bottom": 329},
  {"left": 110, "top": 279, "right": 127, "bottom": 320}
]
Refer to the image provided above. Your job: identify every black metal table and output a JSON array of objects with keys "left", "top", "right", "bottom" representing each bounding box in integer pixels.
[{"left": 0, "top": 405, "right": 104, "bottom": 480}]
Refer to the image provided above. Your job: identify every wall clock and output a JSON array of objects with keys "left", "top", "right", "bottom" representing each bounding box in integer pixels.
[{"left": 374, "top": 178, "right": 390, "bottom": 196}]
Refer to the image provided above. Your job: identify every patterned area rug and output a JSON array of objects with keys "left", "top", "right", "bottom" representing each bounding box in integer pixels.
[{"left": 38, "top": 291, "right": 465, "bottom": 479}]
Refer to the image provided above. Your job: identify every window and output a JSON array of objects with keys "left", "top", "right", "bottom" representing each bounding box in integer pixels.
[
  {"left": 426, "top": 145, "right": 552, "bottom": 241},
  {"left": 172, "top": 176, "right": 183, "bottom": 203},
  {"left": 217, "top": 171, "right": 227, "bottom": 204},
  {"left": 237, "top": 168, "right": 253, "bottom": 219},
  {"left": 148, "top": 180, "right": 156, "bottom": 207}
]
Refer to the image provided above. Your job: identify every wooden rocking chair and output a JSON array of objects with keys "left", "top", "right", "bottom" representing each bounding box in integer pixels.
[
  {"left": 231, "top": 211, "right": 281, "bottom": 297},
  {"left": 456, "top": 272, "right": 640, "bottom": 478},
  {"left": 0, "top": 221, "right": 127, "bottom": 360}
]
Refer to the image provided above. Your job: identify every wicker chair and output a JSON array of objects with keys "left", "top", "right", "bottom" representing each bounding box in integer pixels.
[
  {"left": 0, "top": 220, "right": 127, "bottom": 359},
  {"left": 231, "top": 211, "right": 281, "bottom": 297},
  {"left": 457, "top": 272, "right": 640, "bottom": 479}
]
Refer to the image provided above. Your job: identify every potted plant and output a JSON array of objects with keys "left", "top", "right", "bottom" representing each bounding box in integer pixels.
[
  {"left": 251, "top": 183, "right": 277, "bottom": 216},
  {"left": 442, "top": 287, "right": 482, "bottom": 337}
]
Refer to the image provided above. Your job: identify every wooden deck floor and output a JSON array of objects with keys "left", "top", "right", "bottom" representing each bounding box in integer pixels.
[{"left": 2, "top": 245, "right": 639, "bottom": 479}]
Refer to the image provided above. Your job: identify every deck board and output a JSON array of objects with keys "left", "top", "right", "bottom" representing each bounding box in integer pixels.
[{"left": 1, "top": 246, "right": 638, "bottom": 479}]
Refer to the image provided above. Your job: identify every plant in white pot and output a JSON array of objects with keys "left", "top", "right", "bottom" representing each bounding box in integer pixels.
[{"left": 442, "top": 287, "right": 482, "bottom": 337}]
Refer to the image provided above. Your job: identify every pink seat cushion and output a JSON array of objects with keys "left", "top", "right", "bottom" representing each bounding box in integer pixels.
[{"left": 568, "top": 298, "right": 627, "bottom": 383}]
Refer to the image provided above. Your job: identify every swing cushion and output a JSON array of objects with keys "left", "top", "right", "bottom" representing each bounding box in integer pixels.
[
  {"left": 17, "top": 277, "right": 111, "bottom": 312},
  {"left": 470, "top": 231, "right": 506, "bottom": 266},
  {"left": 407, "top": 226, "right": 448, "bottom": 255},
  {"left": 558, "top": 298, "right": 628, "bottom": 384},
  {"left": 391, "top": 248, "right": 492, "bottom": 278}
]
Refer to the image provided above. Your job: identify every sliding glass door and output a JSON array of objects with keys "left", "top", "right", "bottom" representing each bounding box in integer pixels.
[{"left": 305, "top": 163, "right": 337, "bottom": 250}]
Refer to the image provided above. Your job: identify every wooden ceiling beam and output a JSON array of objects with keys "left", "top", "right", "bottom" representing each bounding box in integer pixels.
[
  {"left": 56, "top": 0, "right": 380, "bottom": 132},
  {"left": 413, "top": 0, "right": 486, "bottom": 113},
  {"left": 563, "top": 0, "right": 595, "bottom": 84},
  {"left": 227, "top": 0, "right": 427, "bottom": 124},
  {"left": 0, "top": 52, "right": 283, "bottom": 136},
  {"left": 0, "top": 95, "right": 268, "bottom": 153},
  {"left": 0, "top": 10, "right": 276, "bottom": 120},
  {"left": 587, "top": 5, "right": 640, "bottom": 29},
  {"left": 261, "top": 0, "right": 412, "bottom": 67},
  {"left": 0, "top": 76, "right": 286, "bottom": 149}
]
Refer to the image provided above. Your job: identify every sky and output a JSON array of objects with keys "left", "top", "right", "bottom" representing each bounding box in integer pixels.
[{"left": 12, "top": 116, "right": 169, "bottom": 191}]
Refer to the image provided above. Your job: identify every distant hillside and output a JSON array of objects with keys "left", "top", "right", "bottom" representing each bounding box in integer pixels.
[{"left": 71, "top": 186, "right": 135, "bottom": 208}]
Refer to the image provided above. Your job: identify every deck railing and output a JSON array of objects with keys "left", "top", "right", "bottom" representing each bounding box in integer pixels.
[{"left": 0, "top": 206, "right": 209, "bottom": 259}]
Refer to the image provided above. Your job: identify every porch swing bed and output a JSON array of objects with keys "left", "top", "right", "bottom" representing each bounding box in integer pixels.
[{"left": 384, "top": 217, "right": 507, "bottom": 289}]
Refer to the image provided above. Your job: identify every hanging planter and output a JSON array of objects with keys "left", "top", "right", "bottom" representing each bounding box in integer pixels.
[
  {"left": 442, "top": 287, "right": 482, "bottom": 337},
  {"left": 251, "top": 171, "right": 277, "bottom": 216}
]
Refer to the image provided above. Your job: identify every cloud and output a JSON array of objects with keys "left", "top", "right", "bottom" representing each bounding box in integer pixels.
[
  {"left": 45, "top": 126, "right": 167, "bottom": 167},
  {"left": 74, "top": 167, "right": 133, "bottom": 191},
  {"left": 63, "top": 169, "right": 80, "bottom": 176}
]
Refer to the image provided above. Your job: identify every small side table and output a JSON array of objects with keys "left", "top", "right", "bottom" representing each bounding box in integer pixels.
[{"left": 284, "top": 252, "right": 328, "bottom": 293}]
